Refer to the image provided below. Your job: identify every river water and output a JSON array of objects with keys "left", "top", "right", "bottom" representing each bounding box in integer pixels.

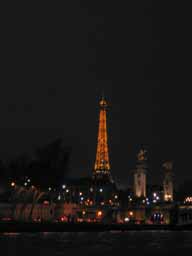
[{"left": 1, "top": 231, "right": 192, "bottom": 255}]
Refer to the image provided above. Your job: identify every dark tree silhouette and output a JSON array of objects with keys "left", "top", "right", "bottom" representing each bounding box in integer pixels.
[
  {"left": 7, "top": 138, "right": 71, "bottom": 189},
  {"left": 176, "top": 179, "right": 192, "bottom": 201}
]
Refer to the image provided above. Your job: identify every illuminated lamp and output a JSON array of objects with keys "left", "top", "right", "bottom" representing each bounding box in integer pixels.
[
  {"left": 11, "top": 182, "right": 15, "bottom": 187},
  {"left": 129, "top": 211, "right": 133, "bottom": 216},
  {"left": 97, "top": 211, "right": 103, "bottom": 217}
]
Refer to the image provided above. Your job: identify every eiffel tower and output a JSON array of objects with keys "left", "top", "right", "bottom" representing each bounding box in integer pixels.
[{"left": 93, "top": 95, "right": 112, "bottom": 182}]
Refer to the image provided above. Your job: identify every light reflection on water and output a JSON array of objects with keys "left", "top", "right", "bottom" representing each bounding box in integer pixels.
[{"left": 1, "top": 231, "right": 192, "bottom": 255}]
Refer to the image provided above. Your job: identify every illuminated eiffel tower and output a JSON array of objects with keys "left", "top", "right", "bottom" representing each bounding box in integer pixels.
[{"left": 93, "top": 95, "right": 112, "bottom": 182}]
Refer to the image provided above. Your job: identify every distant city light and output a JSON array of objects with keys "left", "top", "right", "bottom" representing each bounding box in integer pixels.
[
  {"left": 153, "top": 193, "right": 157, "bottom": 197},
  {"left": 62, "top": 185, "right": 66, "bottom": 189},
  {"left": 58, "top": 195, "right": 61, "bottom": 200},
  {"left": 27, "top": 179, "right": 31, "bottom": 183},
  {"left": 48, "top": 187, "right": 52, "bottom": 191},
  {"left": 80, "top": 197, "right": 84, "bottom": 201},
  {"left": 43, "top": 201, "right": 49, "bottom": 205},
  {"left": 61, "top": 217, "right": 65, "bottom": 222},
  {"left": 79, "top": 192, "right": 83, "bottom": 196},
  {"left": 124, "top": 217, "right": 130, "bottom": 222},
  {"left": 11, "top": 182, "right": 15, "bottom": 187},
  {"left": 90, "top": 187, "right": 94, "bottom": 192},
  {"left": 99, "top": 188, "right": 103, "bottom": 193},
  {"left": 24, "top": 182, "right": 27, "bottom": 186},
  {"left": 114, "top": 195, "right": 118, "bottom": 199},
  {"left": 184, "top": 197, "right": 192, "bottom": 203},
  {"left": 66, "top": 189, "right": 70, "bottom": 193},
  {"left": 165, "top": 194, "right": 172, "bottom": 200},
  {"left": 97, "top": 211, "right": 103, "bottom": 217}
]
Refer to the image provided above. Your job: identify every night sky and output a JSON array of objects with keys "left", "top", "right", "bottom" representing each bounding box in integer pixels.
[{"left": 0, "top": 2, "right": 191, "bottom": 188}]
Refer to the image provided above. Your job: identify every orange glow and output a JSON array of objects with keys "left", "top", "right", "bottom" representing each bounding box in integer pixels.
[
  {"left": 94, "top": 97, "right": 110, "bottom": 172},
  {"left": 99, "top": 99, "right": 107, "bottom": 108},
  {"left": 164, "top": 194, "right": 172, "bottom": 201},
  {"left": 97, "top": 211, "right": 103, "bottom": 217},
  {"left": 129, "top": 211, "right": 134, "bottom": 216},
  {"left": 82, "top": 211, "right": 86, "bottom": 215}
]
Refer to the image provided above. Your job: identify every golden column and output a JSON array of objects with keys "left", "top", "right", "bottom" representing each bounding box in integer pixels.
[
  {"left": 163, "top": 161, "right": 174, "bottom": 202},
  {"left": 134, "top": 149, "right": 147, "bottom": 198},
  {"left": 93, "top": 96, "right": 111, "bottom": 180}
]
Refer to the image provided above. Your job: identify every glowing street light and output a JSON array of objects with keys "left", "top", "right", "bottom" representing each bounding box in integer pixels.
[
  {"left": 11, "top": 182, "right": 16, "bottom": 187},
  {"left": 97, "top": 211, "right": 103, "bottom": 217},
  {"left": 185, "top": 197, "right": 192, "bottom": 203}
]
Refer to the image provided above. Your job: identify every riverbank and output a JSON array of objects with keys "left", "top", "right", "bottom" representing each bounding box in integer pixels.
[{"left": 0, "top": 222, "right": 192, "bottom": 232}]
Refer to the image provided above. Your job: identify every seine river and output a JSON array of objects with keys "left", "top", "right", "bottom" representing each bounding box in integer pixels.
[{"left": 1, "top": 231, "right": 192, "bottom": 255}]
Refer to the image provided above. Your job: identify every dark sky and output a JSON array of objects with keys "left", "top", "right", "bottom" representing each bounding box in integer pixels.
[{"left": 0, "top": 1, "right": 191, "bottom": 188}]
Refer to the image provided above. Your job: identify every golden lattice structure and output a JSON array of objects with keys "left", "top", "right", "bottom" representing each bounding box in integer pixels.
[{"left": 94, "top": 97, "right": 110, "bottom": 175}]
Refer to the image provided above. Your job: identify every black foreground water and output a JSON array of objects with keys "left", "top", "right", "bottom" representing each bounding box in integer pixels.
[{"left": 1, "top": 231, "right": 192, "bottom": 256}]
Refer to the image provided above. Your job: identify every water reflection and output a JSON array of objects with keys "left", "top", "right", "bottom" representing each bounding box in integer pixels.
[{"left": 0, "top": 231, "right": 192, "bottom": 256}]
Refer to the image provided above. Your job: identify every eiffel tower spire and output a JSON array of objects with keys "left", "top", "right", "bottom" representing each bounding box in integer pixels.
[{"left": 93, "top": 95, "right": 111, "bottom": 181}]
